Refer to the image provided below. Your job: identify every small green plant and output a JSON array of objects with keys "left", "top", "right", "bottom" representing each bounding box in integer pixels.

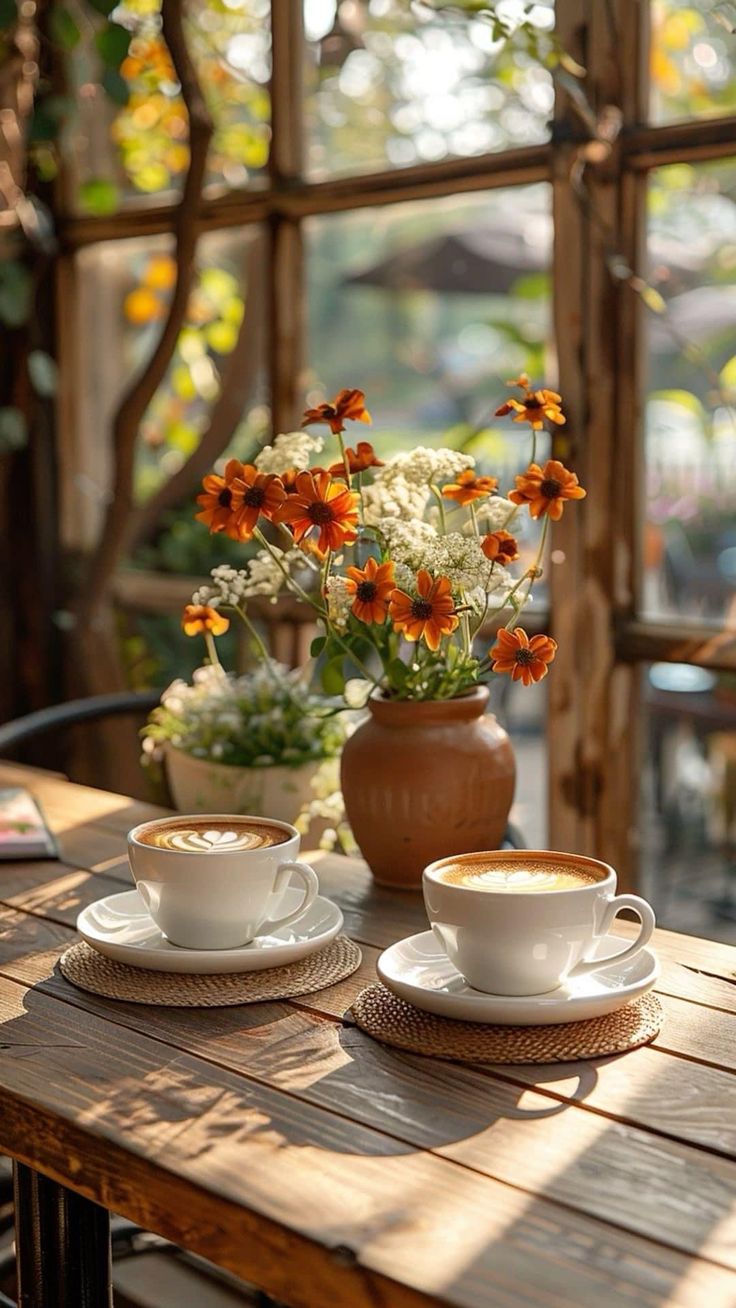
[{"left": 142, "top": 660, "right": 346, "bottom": 770}]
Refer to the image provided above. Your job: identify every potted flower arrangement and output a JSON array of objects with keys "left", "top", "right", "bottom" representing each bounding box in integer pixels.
[
  {"left": 143, "top": 636, "right": 346, "bottom": 827},
  {"left": 186, "top": 377, "right": 585, "bottom": 886}
]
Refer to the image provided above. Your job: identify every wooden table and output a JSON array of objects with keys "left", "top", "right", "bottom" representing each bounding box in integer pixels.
[{"left": 0, "top": 762, "right": 735, "bottom": 1308}]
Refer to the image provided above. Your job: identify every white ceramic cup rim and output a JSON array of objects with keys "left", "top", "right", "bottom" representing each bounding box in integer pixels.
[
  {"left": 424, "top": 848, "right": 616, "bottom": 894},
  {"left": 128, "top": 813, "right": 299, "bottom": 854}
]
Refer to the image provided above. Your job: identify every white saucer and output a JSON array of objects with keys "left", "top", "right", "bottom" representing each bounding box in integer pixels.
[
  {"left": 77, "top": 888, "right": 343, "bottom": 974},
  {"left": 377, "top": 931, "right": 660, "bottom": 1026}
]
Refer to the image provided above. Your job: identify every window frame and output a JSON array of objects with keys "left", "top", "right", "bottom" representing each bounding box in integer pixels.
[{"left": 55, "top": 0, "right": 736, "bottom": 886}]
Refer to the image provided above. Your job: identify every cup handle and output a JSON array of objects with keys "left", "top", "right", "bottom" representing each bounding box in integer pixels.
[
  {"left": 266, "top": 861, "right": 320, "bottom": 931},
  {"left": 568, "top": 894, "right": 655, "bottom": 978}
]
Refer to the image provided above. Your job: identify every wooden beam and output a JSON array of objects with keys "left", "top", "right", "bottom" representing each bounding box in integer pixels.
[
  {"left": 57, "top": 145, "right": 552, "bottom": 251},
  {"left": 624, "top": 116, "right": 736, "bottom": 170},
  {"left": 616, "top": 620, "right": 736, "bottom": 671},
  {"left": 550, "top": 0, "right": 648, "bottom": 888},
  {"left": 269, "top": 0, "right": 305, "bottom": 434}
]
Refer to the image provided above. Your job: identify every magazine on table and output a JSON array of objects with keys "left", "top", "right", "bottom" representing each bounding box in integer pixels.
[{"left": 0, "top": 788, "right": 58, "bottom": 860}]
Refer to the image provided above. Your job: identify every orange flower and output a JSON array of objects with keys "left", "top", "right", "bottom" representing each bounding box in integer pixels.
[
  {"left": 345, "top": 557, "right": 395, "bottom": 625},
  {"left": 442, "top": 469, "right": 498, "bottom": 505},
  {"left": 481, "top": 530, "right": 519, "bottom": 566},
  {"left": 195, "top": 458, "right": 248, "bottom": 537},
  {"left": 182, "top": 605, "right": 230, "bottom": 638},
  {"left": 495, "top": 374, "right": 565, "bottom": 429},
  {"left": 302, "top": 388, "right": 372, "bottom": 435},
  {"left": 509, "top": 459, "right": 586, "bottom": 521},
  {"left": 274, "top": 470, "right": 359, "bottom": 553},
  {"left": 389, "top": 570, "right": 459, "bottom": 652},
  {"left": 328, "top": 441, "right": 384, "bottom": 476},
  {"left": 229, "top": 464, "right": 286, "bottom": 541},
  {"left": 490, "top": 627, "right": 557, "bottom": 687}
]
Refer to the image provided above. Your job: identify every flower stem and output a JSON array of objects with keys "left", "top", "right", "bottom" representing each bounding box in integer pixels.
[
  {"left": 469, "top": 502, "right": 479, "bottom": 537},
  {"left": 253, "top": 526, "right": 326, "bottom": 617},
  {"left": 503, "top": 514, "right": 550, "bottom": 631},
  {"left": 336, "top": 431, "right": 352, "bottom": 486},
  {"left": 203, "top": 631, "right": 220, "bottom": 668},
  {"left": 430, "top": 485, "right": 447, "bottom": 533}
]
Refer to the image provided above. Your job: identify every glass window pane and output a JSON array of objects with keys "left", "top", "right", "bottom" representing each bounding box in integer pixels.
[
  {"left": 304, "top": 0, "right": 555, "bottom": 179},
  {"left": 306, "top": 184, "right": 552, "bottom": 839},
  {"left": 650, "top": 0, "right": 736, "bottom": 123},
  {"left": 642, "top": 159, "right": 736, "bottom": 624},
  {"left": 65, "top": 226, "right": 269, "bottom": 565},
  {"left": 68, "top": 0, "right": 271, "bottom": 212},
  {"left": 641, "top": 663, "right": 736, "bottom": 944}
]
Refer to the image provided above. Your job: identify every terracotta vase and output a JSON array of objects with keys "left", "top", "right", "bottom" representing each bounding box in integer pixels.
[{"left": 340, "top": 686, "right": 515, "bottom": 889}]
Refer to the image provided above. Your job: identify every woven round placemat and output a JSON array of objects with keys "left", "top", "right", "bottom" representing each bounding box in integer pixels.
[
  {"left": 352, "top": 984, "right": 662, "bottom": 1064},
  {"left": 59, "top": 936, "right": 362, "bottom": 1008}
]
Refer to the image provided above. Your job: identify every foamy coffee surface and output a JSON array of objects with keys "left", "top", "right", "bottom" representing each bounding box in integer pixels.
[
  {"left": 439, "top": 858, "right": 603, "bottom": 892},
  {"left": 138, "top": 819, "right": 287, "bottom": 853}
]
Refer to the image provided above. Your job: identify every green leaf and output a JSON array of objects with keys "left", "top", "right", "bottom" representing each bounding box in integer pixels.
[
  {"left": 310, "top": 635, "right": 327, "bottom": 659},
  {"left": 28, "top": 350, "right": 58, "bottom": 397},
  {"left": 49, "top": 6, "right": 80, "bottom": 50},
  {"left": 0, "top": 0, "right": 17, "bottom": 27},
  {"left": 78, "top": 177, "right": 120, "bottom": 215},
  {"left": 95, "top": 21, "right": 130, "bottom": 68},
  {"left": 511, "top": 272, "right": 551, "bottom": 301},
  {"left": 84, "top": 0, "right": 117, "bottom": 13},
  {"left": 0, "top": 407, "right": 28, "bottom": 452},
  {"left": 321, "top": 656, "right": 345, "bottom": 696},
  {"left": 0, "top": 261, "right": 32, "bottom": 327},
  {"left": 101, "top": 66, "right": 129, "bottom": 105},
  {"left": 386, "top": 658, "right": 408, "bottom": 690}
]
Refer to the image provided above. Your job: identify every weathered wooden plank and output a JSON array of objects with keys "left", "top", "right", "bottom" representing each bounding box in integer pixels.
[
  {"left": 0, "top": 861, "right": 128, "bottom": 925},
  {"left": 2, "top": 976, "right": 733, "bottom": 1308},
  {"left": 0, "top": 904, "right": 735, "bottom": 1276}
]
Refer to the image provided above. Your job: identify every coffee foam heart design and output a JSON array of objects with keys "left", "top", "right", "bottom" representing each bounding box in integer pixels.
[{"left": 158, "top": 828, "right": 276, "bottom": 853}]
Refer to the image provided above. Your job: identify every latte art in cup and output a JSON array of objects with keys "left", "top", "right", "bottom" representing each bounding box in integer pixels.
[
  {"left": 137, "top": 819, "right": 288, "bottom": 853},
  {"left": 439, "top": 858, "right": 605, "bottom": 893},
  {"left": 128, "top": 813, "right": 319, "bottom": 950},
  {"left": 424, "top": 848, "right": 656, "bottom": 995}
]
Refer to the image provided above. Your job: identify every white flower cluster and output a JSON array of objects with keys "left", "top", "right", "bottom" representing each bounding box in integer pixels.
[
  {"left": 143, "top": 661, "right": 346, "bottom": 768},
  {"left": 192, "top": 549, "right": 303, "bottom": 608},
  {"left": 254, "top": 430, "right": 324, "bottom": 475},
  {"left": 360, "top": 446, "right": 474, "bottom": 526},
  {"left": 379, "top": 519, "right": 518, "bottom": 611},
  {"left": 294, "top": 757, "right": 358, "bottom": 855},
  {"left": 325, "top": 574, "right": 353, "bottom": 631},
  {"left": 380, "top": 446, "right": 475, "bottom": 488},
  {"left": 362, "top": 476, "right": 430, "bottom": 526},
  {"left": 475, "top": 497, "right": 517, "bottom": 533}
]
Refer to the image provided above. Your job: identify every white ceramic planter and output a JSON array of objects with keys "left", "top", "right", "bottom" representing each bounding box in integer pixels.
[{"left": 166, "top": 746, "right": 323, "bottom": 827}]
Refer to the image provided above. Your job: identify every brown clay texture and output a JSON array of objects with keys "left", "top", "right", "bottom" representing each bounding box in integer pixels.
[{"left": 340, "top": 687, "right": 515, "bottom": 888}]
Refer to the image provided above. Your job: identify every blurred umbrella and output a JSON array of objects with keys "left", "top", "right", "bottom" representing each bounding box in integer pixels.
[
  {"left": 343, "top": 217, "right": 719, "bottom": 298},
  {"left": 343, "top": 217, "right": 551, "bottom": 295}
]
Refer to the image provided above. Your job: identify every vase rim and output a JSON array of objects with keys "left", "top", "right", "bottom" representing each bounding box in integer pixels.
[{"left": 368, "top": 684, "right": 489, "bottom": 723}]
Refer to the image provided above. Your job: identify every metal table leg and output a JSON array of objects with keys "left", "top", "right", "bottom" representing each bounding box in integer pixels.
[{"left": 12, "top": 1163, "right": 112, "bottom": 1308}]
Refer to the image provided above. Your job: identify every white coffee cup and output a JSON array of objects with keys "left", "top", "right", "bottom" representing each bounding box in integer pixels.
[
  {"left": 423, "top": 849, "right": 655, "bottom": 996},
  {"left": 128, "top": 814, "right": 320, "bottom": 950}
]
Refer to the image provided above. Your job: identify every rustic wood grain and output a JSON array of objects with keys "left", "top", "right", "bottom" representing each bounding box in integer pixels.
[
  {"left": 0, "top": 975, "right": 735, "bottom": 1308},
  {"left": 0, "top": 902, "right": 735, "bottom": 1280},
  {"left": 3, "top": 767, "right": 736, "bottom": 1306}
]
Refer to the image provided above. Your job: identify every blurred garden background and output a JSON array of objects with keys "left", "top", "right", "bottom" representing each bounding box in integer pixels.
[{"left": 2, "top": 0, "right": 736, "bottom": 936}]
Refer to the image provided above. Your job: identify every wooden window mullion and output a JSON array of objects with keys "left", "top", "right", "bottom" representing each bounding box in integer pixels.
[
  {"left": 550, "top": 0, "right": 649, "bottom": 887},
  {"left": 268, "top": 0, "right": 305, "bottom": 434}
]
